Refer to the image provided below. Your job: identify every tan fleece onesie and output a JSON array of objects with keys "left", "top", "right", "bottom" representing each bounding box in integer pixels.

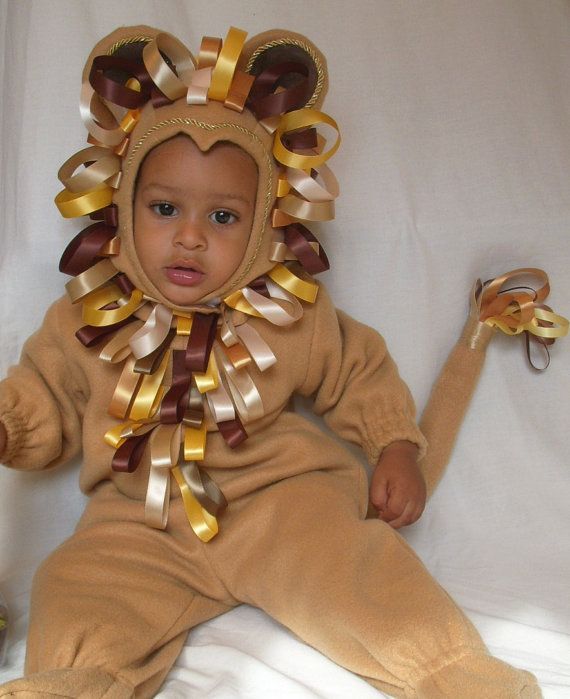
[{"left": 0, "top": 285, "right": 539, "bottom": 698}]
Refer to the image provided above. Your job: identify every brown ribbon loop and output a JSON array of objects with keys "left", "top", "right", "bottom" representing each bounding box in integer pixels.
[
  {"left": 185, "top": 313, "right": 218, "bottom": 372},
  {"left": 282, "top": 128, "right": 318, "bottom": 151},
  {"left": 90, "top": 204, "right": 119, "bottom": 227},
  {"left": 75, "top": 318, "right": 134, "bottom": 348},
  {"left": 59, "top": 222, "right": 117, "bottom": 276},
  {"left": 160, "top": 351, "right": 192, "bottom": 424},
  {"left": 89, "top": 55, "right": 150, "bottom": 109},
  {"left": 247, "top": 62, "right": 313, "bottom": 119},
  {"left": 284, "top": 223, "right": 329, "bottom": 274},
  {"left": 112, "top": 432, "right": 150, "bottom": 472},
  {"left": 217, "top": 416, "right": 248, "bottom": 448},
  {"left": 181, "top": 462, "right": 228, "bottom": 516}
]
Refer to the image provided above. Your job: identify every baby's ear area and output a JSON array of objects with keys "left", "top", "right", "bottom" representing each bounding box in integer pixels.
[
  {"left": 80, "top": 25, "right": 165, "bottom": 83},
  {"left": 239, "top": 29, "right": 328, "bottom": 117}
]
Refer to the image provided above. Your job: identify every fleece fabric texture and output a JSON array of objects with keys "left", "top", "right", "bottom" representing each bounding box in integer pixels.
[{"left": 0, "top": 285, "right": 540, "bottom": 698}]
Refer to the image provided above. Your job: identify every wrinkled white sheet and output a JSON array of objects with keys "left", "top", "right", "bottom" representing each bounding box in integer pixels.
[{"left": 1, "top": 0, "right": 569, "bottom": 696}]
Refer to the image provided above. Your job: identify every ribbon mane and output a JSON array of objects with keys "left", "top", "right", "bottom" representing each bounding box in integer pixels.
[
  {"left": 54, "top": 26, "right": 340, "bottom": 541},
  {"left": 59, "top": 214, "right": 329, "bottom": 541}
]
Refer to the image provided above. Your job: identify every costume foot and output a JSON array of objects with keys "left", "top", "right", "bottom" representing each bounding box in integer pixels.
[
  {"left": 416, "top": 652, "right": 542, "bottom": 698},
  {"left": 0, "top": 667, "right": 133, "bottom": 698}
]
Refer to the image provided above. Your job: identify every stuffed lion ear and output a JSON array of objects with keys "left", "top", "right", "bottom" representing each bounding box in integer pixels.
[
  {"left": 81, "top": 25, "right": 163, "bottom": 84},
  {"left": 239, "top": 29, "right": 328, "bottom": 118}
]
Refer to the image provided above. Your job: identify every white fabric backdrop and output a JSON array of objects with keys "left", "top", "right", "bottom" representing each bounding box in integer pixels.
[{"left": 1, "top": 1, "right": 569, "bottom": 696}]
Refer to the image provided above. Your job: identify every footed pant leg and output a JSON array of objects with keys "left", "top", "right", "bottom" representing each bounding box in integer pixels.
[
  {"left": 211, "top": 469, "right": 541, "bottom": 699},
  {"left": 0, "top": 484, "right": 234, "bottom": 699}
]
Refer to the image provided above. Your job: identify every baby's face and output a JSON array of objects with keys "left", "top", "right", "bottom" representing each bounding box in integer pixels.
[{"left": 134, "top": 136, "right": 257, "bottom": 306}]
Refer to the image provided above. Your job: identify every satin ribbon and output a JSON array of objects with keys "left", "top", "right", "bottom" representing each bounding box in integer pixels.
[
  {"left": 215, "top": 346, "right": 264, "bottom": 421},
  {"left": 145, "top": 423, "right": 181, "bottom": 529},
  {"left": 129, "top": 304, "right": 173, "bottom": 359},
  {"left": 143, "top": 33, "right": 196, "bottom": 101},
  {"left": 65, "top": 259, "right": 118, "bottom": 303},
  {"left": 171, "top": 464, "right": 220, "bottom": 541},
  {"left": 273, "top": 109, "right": 341, "bottom": 170},
  {"left": 209, "top": 27, "right": 248, "bottom": 101},
  {"left": 479, "top": 268, "right": 568, "bottom": 339},
  {"left": 59, "top": 222, "right": 117, "bottom": 276}
]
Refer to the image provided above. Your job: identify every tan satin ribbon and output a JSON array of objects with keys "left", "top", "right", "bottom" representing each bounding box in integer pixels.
[
  {"left": 205, "top": 376, "right": 236, "bottom": 424},
  {"left": 143, "top": 33, "right": 196, "bottom": 100},
  {"left": 215, "top": 347, "right": 264, "bottom": 421},
  {"left": 55, "top": 183, "right": 114, "bottom": 219},
  {"left": 186, "top": 67, "right": 213, "bottom": 105},
  {"left": 269, "top": 240, "right": 319, "bottom": 263},
  {"left": 285, "top": 163, "right": 339, "bottom": 203},
  {"left": 223, "top": 342, "right": 252, "bottom": 369},
  {"left": 65, "top": 259, "right": 118, "bottom": 303},
  {"left": 108, "top": 356, "right": 142, "bottom": 419},
  {"left": 236, "top": 323, "right": 277, "bottom": 371},
  {"left": 129, "top": 304, "right": 173, "bottom": 359},
  {"left": 479, "top": 268, "right": 568, "bottom": 339},
  {"left": 58, "top": 146, "right": 121, "bottom": 193},
  {"left": 99, "top": 320, "right": 143, "bottom": 363},
  {"left": 145, "top": 423, "right": 182, "bottom": 529},
  {"left": 198, "top": 36, "right": 222, "bottom": 69},
  {"left": 276, "top": 194, "right": 334, "bottom": 222},
  {"left": 79, "top": 82, "right": 127, "bottom": 147}
]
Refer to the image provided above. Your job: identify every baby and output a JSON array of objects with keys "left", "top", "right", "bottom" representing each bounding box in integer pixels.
[{"left": 0, "top": 25, "right": 540, "bottom": 698}]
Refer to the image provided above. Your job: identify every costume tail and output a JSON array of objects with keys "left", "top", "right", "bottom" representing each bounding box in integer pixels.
[{"left": 419, "top": 268, "right": 568, "bottom": 498}]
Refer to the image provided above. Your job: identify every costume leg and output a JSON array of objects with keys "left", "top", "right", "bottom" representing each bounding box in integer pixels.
[
  {"left": 0, "top": 484, "right": 234, "bottom": 699},
  {"left": 211, "top": 469, "right": 541, "bottom": 699}
]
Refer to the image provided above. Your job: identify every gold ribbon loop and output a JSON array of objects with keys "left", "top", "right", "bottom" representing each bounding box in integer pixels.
[
  {"left": 82, "top": 286, "right": 144, "bottom": 326},
  {"left": 209, "top": 27, "right": 248, "bottom": 101},
  {"left": 267, "top": 263, "right": 319, "bottom": 303},
  {"left": 145, "top": 424, "right": 182, "bottom": 530},
  {"left": 172, "top": 465, "right": 219, "bottom": 541},
  {"left": 274, "top": 109, "right": 341, "bottom": 170}
]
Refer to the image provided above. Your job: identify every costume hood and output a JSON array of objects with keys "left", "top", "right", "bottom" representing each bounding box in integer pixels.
[{"left": 56, "top": 24, "right": 338, "bottom": 315}]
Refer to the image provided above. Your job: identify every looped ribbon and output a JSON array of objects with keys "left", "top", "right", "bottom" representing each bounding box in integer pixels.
[{"left": 476, "top": 268, "right": 568, "bottom": 370}]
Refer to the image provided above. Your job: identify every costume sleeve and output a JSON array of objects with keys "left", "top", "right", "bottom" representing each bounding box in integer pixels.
[
  {"left": 297, "top": 285, "right": 426, "bottom": 465},
  {"left": 0, "top": 298, "right": 88, "bottom": 470}
]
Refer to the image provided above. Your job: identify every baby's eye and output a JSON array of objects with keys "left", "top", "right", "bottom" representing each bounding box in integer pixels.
[
  {"left": 210, "top": 210, "right": 237, "bottom": 225},
  {"left": 152, "top": 202, "right": 177, "bottom": 217}
]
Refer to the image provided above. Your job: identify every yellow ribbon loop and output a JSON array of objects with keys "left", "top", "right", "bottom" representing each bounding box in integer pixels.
[
  {"left": 273, "top": 109, "right": 341, "bottom": 170},
  {"left": 267, "top": 263, "right": 319, "bottom": 303},
  {"left": 82, "top": 286, "right": 144, "bottom": 326},
  {"left": 55, "top": 183, "right": 114, "bottom": 219},
  {"left": 129, "top": 350, "right": 170, "bottom": 421},
  {"left": 184, "top": 422, "right": 207, "bottom": 461},
  {"left": 194, "top": 352, "right": 220, "bottom": 394},
  {"left": 208, "top": 27, "right": 248, "bottom": 101},
  {"left": 172, "top": 465, "right": 219, "bottom": 542}
]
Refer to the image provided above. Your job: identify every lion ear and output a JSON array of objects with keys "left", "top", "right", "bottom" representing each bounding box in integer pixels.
[
  {"left": 81, "top": 25, "right": 164, "bottom": 83},
  {"left": 239, "top": 29, "right": 328, "bottom": 113}
]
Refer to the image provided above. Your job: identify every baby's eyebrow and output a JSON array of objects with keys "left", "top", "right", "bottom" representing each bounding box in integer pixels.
[{"left": 139, "top": 183, "right": 253, "bottom": 206}]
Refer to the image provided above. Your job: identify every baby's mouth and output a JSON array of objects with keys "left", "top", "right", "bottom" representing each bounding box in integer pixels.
[{"left": 164, "top": 265, "right": 205, "bottom": 287}]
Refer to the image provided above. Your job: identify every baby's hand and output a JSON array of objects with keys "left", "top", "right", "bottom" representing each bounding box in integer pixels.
[{"left": 369, "top": 440, "right": 426, "bottom": 529}]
